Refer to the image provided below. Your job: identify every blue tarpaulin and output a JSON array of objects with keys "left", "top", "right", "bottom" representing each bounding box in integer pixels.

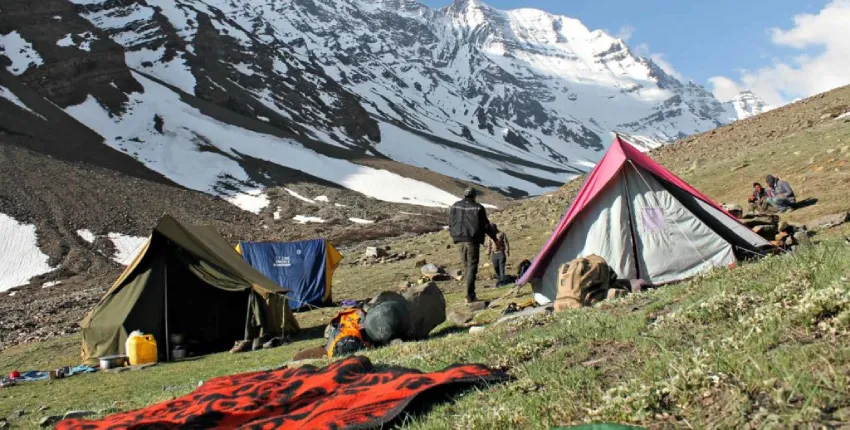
[{"left": 238, "top": 240, "right": 340, "bottom": 310}]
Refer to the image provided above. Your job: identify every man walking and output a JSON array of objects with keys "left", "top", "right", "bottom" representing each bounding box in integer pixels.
[
  {"left": 486, "top": 223, "right": 510, "bottom": 286},
  {"left": 449, "top": 188, "right": 497, "bottom": 303}
]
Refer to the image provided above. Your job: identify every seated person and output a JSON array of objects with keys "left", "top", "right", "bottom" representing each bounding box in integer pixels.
[
  {"left": 765, "top": 175, "right": 796, "bottom": 213},
  {"left": 747, "top": 182, "right": 769, "bottom": 214}
]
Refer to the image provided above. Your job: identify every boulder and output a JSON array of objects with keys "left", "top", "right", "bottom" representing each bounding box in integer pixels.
[
  {"left": 40, "top": 416, "right": 62, "bottom": 428},
  {"left": 448, "top": 310, "right": 474, "bottom": 326},
  {"left": 365, "top": 247, "right": 387, "bottom": 258},
  {"left": 401, "top": 282, "right": 447, "bottom": 339},
  {"left": 63, "top": 411, "right": 96, "bottom": 420},
  {"left": 466, "top": 301, "right": 487, "bottom": 312},
  {"left": 449, "top": 268, "right": 463, "bottom": 281},
  {"left": 413, "top": 259, "right": 428, "bottom": 269},
  {"left": 811, "top": 212, "right": 850, "bottom": 230},
  {"left": 363, "top": 300, "right": 410, "bottom": 344}
]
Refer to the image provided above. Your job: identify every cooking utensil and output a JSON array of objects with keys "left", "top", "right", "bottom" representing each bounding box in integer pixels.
[
  {"left": 169, "top": 333, "right": 185, "bottom": 345},
  {"left": 99, "top": 355, "right": 127, "bottom": 370},
  {"left": 172, "top": 346, "right": 187, "bottom": 360}
]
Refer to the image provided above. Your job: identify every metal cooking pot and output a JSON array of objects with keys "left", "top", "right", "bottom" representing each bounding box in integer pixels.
[
  {"left": 99, "top": 355, "right": 127, "bottom": 370},
  {"left": 169, "top": 333, "right": 185, "bottom": 345}
]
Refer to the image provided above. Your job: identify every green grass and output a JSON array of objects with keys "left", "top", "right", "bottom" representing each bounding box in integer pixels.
[{"left": 3, "top": 241, "right": 850, "bottom": 428}]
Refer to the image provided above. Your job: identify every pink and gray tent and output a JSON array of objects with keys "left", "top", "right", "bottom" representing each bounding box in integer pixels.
[{"left": 518, "top": 136, "right": 772, "bottom": 304}]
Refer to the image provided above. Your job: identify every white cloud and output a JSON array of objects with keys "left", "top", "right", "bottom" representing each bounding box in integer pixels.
[
  {"left": 615, "top": 25, "right": 635, "bottom": 41},
  {"left": 707, "top": 76, "right": 743, "bottom": 102},
  {"left": 709, "top": 0, "right": 850, "bottom": 106},
  {"left": 635, "top": 43, "right": 684, "bottom": 80}
]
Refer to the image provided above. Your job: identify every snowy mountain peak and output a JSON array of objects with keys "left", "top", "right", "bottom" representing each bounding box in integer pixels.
[
  {"left": 0, "top": 0, "right": 761, "bottom": 214},
  {"left": 723, "top": 90, "right": 772, "bottom": 120}
]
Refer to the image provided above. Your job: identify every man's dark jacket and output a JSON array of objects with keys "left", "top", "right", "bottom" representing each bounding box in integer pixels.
[{"left": 449, "top": 197, "right": 494, "bottom": 245}]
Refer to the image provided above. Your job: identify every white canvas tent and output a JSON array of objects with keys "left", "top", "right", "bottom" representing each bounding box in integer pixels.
[{"left": 518, "top": 137, "right": 773, "bottom": 303}]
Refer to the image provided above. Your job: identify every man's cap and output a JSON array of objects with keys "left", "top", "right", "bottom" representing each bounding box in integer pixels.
[{"left": 464, "top": 187, "right": 477, "bottom": 198}]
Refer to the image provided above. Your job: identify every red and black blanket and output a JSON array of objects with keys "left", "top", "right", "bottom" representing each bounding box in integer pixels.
[{"left": 57, "top": 355, "right": 508, "bottom": 429}]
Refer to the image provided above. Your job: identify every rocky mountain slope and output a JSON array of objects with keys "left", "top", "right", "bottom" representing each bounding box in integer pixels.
[{"left": 2, "top": 0, "right": 761, "bottom": 201}]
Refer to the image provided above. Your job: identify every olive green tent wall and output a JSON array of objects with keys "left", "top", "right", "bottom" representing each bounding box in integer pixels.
[{"left": 80, "top": 215, "right": 300, "bottom": 364}]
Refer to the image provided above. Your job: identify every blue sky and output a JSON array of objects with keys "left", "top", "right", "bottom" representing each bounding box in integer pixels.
[{"left": 421, "top": 0, "right": 850, "bottom": 105}]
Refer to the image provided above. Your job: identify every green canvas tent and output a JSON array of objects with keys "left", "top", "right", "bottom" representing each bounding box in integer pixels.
[{"left": 80, "top": 215, "right": 300, "bottom": 365}]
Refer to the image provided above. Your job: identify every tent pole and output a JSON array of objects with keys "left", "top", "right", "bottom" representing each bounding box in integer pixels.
[{"left": 164, "top": 251, "right": 171, "bottom": 362}]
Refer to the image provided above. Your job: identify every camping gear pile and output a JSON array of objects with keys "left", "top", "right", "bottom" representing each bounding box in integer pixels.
[
  {"left": 738, "top": 214, "right": 811, "bottom": 252},
  {"left": 296, "top": 282, "right": 447, "bottom": 360},
  {"left": 56, "top": 356, "right": 509, "bottom": 430},
  {"left": 80, "top": 216, "right": 300, "bottom": 365},
  {"left": 519, "top": 136, "right": 774, "bottom": 303},
  {"left": 1, "top": 365, "right": 98, "bottom": 387}
]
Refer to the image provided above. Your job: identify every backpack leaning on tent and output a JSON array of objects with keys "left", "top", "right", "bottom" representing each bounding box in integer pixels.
[{"left": 554, "top": 255, "right": 628, "bottom": 312}]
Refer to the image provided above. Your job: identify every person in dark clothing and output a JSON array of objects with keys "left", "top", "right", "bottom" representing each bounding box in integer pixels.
[
  {"left": 449, "top": 188, "right": 497, "bottom": 303},
  {"left": 486, "top": 223, "right": 510, "bottom": 286},
  {"left": 748, "top": 182, "right": 769, "bottom": 214},
  {"left": 766, "top": 175, "right": 796, "bottom": 213}
]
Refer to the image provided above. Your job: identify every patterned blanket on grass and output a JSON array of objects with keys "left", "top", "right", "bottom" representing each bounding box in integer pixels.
[{"left": 57, "top": 355, "right": 508, "bottom": 429}]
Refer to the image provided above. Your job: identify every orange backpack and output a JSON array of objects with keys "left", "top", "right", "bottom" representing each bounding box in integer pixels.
[{"left": 325, "top": 308, "right": 367, "bottom": 359}]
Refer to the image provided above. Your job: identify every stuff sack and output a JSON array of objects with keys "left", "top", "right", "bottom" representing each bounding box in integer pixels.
[
  {"left": 554, "top": 255, "right": 626, "bottom": 312},
  {"left": 325, "top": 308, "right": 367, "bottom": 358}
]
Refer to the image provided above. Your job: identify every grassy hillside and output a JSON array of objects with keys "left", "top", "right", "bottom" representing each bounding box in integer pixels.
[{"left": 1, "top": 87, "right": 849, "bottom": 428}]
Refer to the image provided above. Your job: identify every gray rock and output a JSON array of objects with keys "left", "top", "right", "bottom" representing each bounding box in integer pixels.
[
  {"left": 413, "top": 259, "right": 428, "bottom": 269},
  {"left": 0, "top": 419, "right": 8, "bottom": 429},
  {"left": 402, "top": 282, "right": 447, "bottom": 339},
  {"left": 63, "top": 410, "right": 96, "bottom": 420},
  {"left": 365, "top": 247, "right": 387, "bottom": 258},
  {"left": 811, "top": 212, "right": 850, "bottom": 230},
  {"left": 466, "top": 301, "right": 487, "bottom": 312},
  {"left": 448, "top": 310, "right": 474, "bottom": 326},
  {"left": 40, "top": 416, "right": 62, "bottom": 427},
  {"left": 495, "top": 306, "right": 554, "bottom": 325},
  {"left": 13, "top": 411, "right": 25, "bottom": 418}
]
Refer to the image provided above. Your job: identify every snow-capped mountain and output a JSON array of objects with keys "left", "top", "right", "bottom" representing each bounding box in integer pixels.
[
  {"left": 722, "top": 90, "right": 772, "bottom": 121},
  {"left": 1, "top": 0, "right": 758, "bottom": 210}
]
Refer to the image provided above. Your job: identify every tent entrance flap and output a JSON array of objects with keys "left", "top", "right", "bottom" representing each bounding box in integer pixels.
[{"left": 163, "top": 255, "right": 251, "bottom": 356}]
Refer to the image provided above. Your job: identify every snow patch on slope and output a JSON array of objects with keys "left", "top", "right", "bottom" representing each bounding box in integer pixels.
[
  {"left": 225, "top": 190, "right": 269, "bottom": 213},
  {"left": 375, "top": 122, "right": 570, "bottom": 194},
  {"left": 293, "top": 215, "right": 325, "bottom": 224},
  {"left": 107, "top": 233, "right": 147, "bottom": 265},
  {"left": 76, "top": 229, "right": 96, "bottom": 243},
  {"left": 64, "top": 73, "right": 461, "bottom": 209},
  {"left": 349, "top": 218, "right": 375, "bottom": 225},
  {"left": 285, "top": 189, "right": 316, "bottom": 204},
  {"left": 0, "top": 85, "right": 44, "bottom": 119},
  {"left": 0, "top": 31, "right": 43, "bottom": 75},
  {"left": 0, "top": 213, "right": 55, "bottom": 292}
]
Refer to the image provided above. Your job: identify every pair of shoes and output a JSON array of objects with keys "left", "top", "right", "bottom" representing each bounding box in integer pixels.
[{"left": 230, "top": 340, "right": 252, "bottom": 354}]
